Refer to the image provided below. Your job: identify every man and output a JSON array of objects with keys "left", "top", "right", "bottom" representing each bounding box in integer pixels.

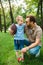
[{"left": 21, "top": 15, "right": 42, "bottom": 57}]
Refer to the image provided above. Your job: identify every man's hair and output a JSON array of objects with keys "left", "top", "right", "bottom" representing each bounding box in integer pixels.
[{"left": 26, "top": 15, "right": 36, "bottom": 23}]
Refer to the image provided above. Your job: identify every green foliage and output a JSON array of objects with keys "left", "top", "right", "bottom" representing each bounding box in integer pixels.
[{"left": 1, "top": 0, "right": 43, "bottom": 30}]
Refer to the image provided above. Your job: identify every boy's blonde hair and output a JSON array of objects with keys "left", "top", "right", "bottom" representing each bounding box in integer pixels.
[{"left": 16, "top": 15, "right": 23, "bottom": 22}]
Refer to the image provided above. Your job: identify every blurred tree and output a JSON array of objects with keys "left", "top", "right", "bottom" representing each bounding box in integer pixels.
[
  {"left": 25, "top": 0, "right": 43, "bottom": 29},
  {"left": 25, "top": 0, "right": 39, "bottom": 15},
  {"left": 0, "top": 7, "right": 2, "bottom": 32},
  {"left": 0, "top": 0, "right": 6, "bottom": 33},
  {"left": 0, "top": 0, "right": 43, "bottom": 32},
  {"left": 36, "top": 0, "right": 43, "bottom": 29},
  {"left": 8, "top": 0, "right": 14, "bottom": 24}
]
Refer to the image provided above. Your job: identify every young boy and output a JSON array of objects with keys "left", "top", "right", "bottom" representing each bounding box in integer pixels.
[{"left": 14, "top": 15, "right": 25, "bottom": 62}]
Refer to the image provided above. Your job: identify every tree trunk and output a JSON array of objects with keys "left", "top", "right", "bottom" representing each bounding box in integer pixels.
[
  {"left": 0, "top": 10, "right": 2, "bottom": 32},
  {"left": 1, "top": 0, "right": 6, "bottom": 33},
  {"left": 36, "top": 0, "right": 40, "bottom": 16},
  {"left": 36, "top": 0, "right": 43, "bottom": 30},
  {"left": 8, "top": 0, "right": 14, "bottom": 24}
]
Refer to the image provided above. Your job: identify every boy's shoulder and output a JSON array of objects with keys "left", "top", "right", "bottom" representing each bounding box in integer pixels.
[
  {"left": 15, "top": 23, "right": 26, "bottom": 26},
  {"left": 23, "top": 23, "right": 25, "bottom": 25},
  {"left": 15, "top": 24, "right": 18, "bottom": 26},
  {"left": 23, "top": 23, "right": 26, "bottom": 26}
]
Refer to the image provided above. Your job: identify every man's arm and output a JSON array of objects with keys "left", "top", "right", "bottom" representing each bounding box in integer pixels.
[
  {"left": 21, "top": 29, "right": 42, "bottom": 53},
  {"left": 26, "top": 38, "right": 40, "bottom": 50},
  {"left": 21, "top": 38, "right": 40, "bottom": 53}
]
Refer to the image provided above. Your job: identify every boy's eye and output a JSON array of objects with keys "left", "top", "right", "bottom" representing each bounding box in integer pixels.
[
  {"left": 18, "top": 19, "right": 20, "bottom": 21},
  {"left": 19, "top": 20, "right": 22, "bottom": 22},
  {"left": 21, "top": 20, "right": 22, "bottom": 22}
]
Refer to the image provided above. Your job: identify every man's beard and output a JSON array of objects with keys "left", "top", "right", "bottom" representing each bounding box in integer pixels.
[{"left": 27, "top": 25, "right": 32, "bottom": 28}]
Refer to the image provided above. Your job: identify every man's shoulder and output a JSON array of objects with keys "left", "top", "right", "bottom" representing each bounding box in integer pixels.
[
  {"left": 35, "top": 25, "right": 42, "bottom": 36},
  {"left": 36, "top": 25, "right": 42, "bottom": 32}
]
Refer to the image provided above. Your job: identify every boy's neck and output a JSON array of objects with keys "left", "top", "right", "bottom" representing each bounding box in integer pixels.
[{"left": 18, "top": 23, "right": 23, "bottom": 26}]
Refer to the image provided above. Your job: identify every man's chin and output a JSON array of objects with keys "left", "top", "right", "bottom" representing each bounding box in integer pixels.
[{"left": 27, "top": 25, "right": 31, "bottom": 28}]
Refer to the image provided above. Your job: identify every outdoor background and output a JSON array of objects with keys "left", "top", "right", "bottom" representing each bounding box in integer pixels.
[{"left": 0, "top": 0, "right": 43, "bottom": 65}]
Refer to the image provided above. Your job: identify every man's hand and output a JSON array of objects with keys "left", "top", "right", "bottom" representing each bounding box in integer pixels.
[{"left": 21, "top": 47, "right": 29, "bottom": 53}]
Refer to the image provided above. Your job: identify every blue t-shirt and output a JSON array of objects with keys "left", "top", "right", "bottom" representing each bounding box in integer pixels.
[{"left": 14, "top": 23, "right": 25, "bottom": 40}]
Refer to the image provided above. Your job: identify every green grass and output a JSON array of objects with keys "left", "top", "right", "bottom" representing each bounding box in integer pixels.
[{"left": 0, "top": 32, "right": 43, "bottom": 65}]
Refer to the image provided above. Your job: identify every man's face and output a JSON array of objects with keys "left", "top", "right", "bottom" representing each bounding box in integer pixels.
[{"left": 26, "top": 18, "right": 31, "bottom": 27}]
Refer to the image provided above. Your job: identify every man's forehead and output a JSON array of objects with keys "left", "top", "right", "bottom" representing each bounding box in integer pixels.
[{"left": 26, "top": 18, "right": 30, "bottom": 21}]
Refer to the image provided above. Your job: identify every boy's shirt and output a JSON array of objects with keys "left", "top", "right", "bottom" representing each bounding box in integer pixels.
[{"left": 14, "top": 23, "right": 25, "bottom": 40}]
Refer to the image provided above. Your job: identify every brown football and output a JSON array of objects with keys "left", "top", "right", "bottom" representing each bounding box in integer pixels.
[{"left": 9, "top": 23, "right": 17, "bottom": 35}]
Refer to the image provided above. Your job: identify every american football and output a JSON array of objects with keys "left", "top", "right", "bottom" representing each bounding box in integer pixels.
[{"left": 8, "top": 23, "right": 17, "bottom": 35}]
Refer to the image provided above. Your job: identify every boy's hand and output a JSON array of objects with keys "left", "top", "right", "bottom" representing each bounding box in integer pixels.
[{"left": 8, "top": 27, "right": 14, "bottom": 35}]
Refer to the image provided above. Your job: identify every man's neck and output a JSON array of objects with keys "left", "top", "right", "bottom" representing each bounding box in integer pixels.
[{"left": 31, "top": 23, "right": 36, "bottom": 29}]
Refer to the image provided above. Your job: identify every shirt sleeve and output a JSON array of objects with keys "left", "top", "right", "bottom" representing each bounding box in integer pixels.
[{"left": 36, "top": 29, "right": 42, "bottom": 40}]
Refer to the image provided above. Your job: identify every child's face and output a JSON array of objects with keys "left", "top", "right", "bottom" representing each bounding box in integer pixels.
[
  {"left": 18, "top": 18, "right": 23, "bottom": 25},
  {"left": 16, "top": 16, "right": 23, "bottom": 25}
]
